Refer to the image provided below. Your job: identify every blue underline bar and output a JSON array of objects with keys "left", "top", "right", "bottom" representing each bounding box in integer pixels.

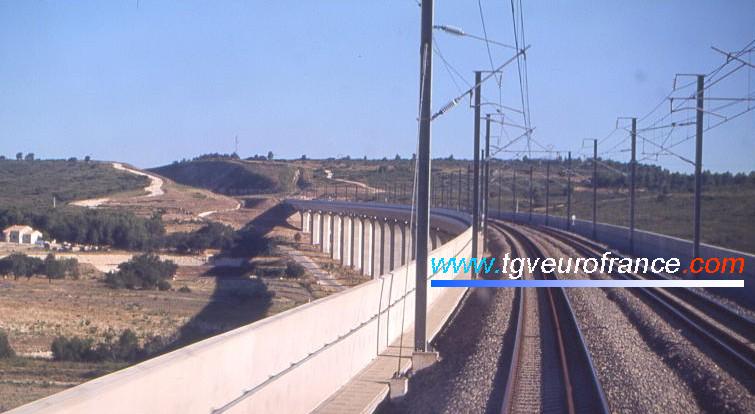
[{"left": 431, "top": 279, "right": 745, "bottom": 288}]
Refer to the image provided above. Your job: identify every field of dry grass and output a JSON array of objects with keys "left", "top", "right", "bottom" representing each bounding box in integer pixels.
[
  {"left": 0, "top": 257, "right": 330, "bottom": 411},
  {"left": 0, "top": 195, "right": 370, "bottom": 411},
  {"left": 0, "top": 358, "right": 127, "bottom": 413}
]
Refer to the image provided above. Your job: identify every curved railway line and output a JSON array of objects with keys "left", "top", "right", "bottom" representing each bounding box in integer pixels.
[
  {"left": 490, "top": 221, "right": 609, "bottom": 414},
  {"left": 533, "top": 225, "right": 755, "bottom": 373},
  {"left": 391, "top": 217, "right": 753, "bottom": 413}
]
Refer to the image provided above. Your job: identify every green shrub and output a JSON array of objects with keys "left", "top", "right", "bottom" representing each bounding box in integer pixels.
[
  {"left": 0, "top": 330, "right": 15, "bottom": 359},
  {"left": 51, "top": 330, "right": 148, "bottom": 362},
  {"left": 162, "top": 222, "right": 235, "bottom": 253},
  {"left": 0, "top": 253, "right": 79, "bottom": 281},
  {"left": 105, "top": 253, "right": 177, "bottom": 290},
  {"left": 51, "top": 336, "right": 97, "bottom": 362},
  {"left": 112, "top": 329, "right": 140, "bottom": 362},
  {"left": 0, "top": 253, "right": 43, "bottom": 280},
  {"left": 43, "top": 253, "right": 79, "bottom": 280},
  {"left": 285, "top": 261, "right": 306, "bottom": 278},
  {"left": 157, "top": 280, "right": 172, "bottom": 291}
]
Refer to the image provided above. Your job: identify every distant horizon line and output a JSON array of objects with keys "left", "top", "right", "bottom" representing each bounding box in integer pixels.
[{"left": 1, "top": 154, "right": 753, "bottom": 176}]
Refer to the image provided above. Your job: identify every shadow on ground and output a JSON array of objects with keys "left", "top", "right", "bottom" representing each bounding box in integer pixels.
[{"left": 161, "top": 201, "right": 297, "bottom": 352}]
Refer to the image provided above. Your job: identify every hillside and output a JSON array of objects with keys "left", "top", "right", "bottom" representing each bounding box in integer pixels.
[
  {"left": 0, "top": 159, "right": 149, "bottom": 209},
  {"left": 151, "top": 159, "right": 304, "bottom": 195},
  {"left": 292, "top": 158, "right": 755, "bottom": 253}
]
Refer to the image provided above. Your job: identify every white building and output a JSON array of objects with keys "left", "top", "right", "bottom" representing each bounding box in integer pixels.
[{"left": 2, "top": 225, "right": 43, "bottom": 244}]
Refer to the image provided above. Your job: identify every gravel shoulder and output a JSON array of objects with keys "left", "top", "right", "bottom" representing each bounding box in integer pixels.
[
  {"left": 382, "top": 230, "right": 516, "bottom": 413},
  {"left": 516, "top": 224, "right": 754, "bottom": 413}
]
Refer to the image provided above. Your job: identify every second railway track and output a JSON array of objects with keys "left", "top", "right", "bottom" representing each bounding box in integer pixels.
[{"left": 534, "top": 224, "right": 755, "bottom": 373}]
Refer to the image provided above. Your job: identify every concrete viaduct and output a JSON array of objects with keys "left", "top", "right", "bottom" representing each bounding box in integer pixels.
[
  {"left": 299, "top": 204, "right": 446, "bottom": 278},
  {"left": 8, "top": 200, "right": 475, "bottom": 414}
]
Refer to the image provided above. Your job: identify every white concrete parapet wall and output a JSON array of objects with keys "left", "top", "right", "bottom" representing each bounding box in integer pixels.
[{"left": 10, "top": 202, "right": 472, "bottom": 414}]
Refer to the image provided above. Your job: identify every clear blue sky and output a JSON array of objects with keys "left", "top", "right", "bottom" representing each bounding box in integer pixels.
[{"left": 1, "top": 1, "right": 753, "bottom": 172}]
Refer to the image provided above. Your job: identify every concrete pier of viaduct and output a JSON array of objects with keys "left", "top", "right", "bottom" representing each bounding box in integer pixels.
[
  {"left": 300, "top": 205, "right": 445, "bottom": 279},
  {"left": 9, "top": 200, "right": 473, "bottom": 414}
]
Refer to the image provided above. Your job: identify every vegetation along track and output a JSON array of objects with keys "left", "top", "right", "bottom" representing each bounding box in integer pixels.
[
  {"left": 536, "top": 225, "right": 755, "bottom": 375},
  {"left": 490, "top": 221, "right": 609, "bottom": 414}
]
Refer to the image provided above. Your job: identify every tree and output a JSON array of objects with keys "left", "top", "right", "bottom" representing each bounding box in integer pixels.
[
  {"left": 0, "top": 253, "right": 42, "bottom": 280},
  {"left": 68, "top": 157, "right": 77, "bottom": 162},
  {"left": 0, "top": 330, "right": 15, "bottom": 359},
  {"left": 16, "top": 152, "right": 23, "bottom": 160},
  {"left": 24, "top": 153, "right": 35, "bottom": 161},
  {"left": 301, "top": 154, "right": 307, "bottom": 160},
  {"left": 285, "top": 261, "right": 306, "bottom": 278},
  {"left": 267, "top": 151, "right": 274, "bottom": 160},
  {"left": 43, "top": 253, "right": 66, "bottom": 282},
  {"left": 112, "top": 329, "right": 140, "bottom": 362},
  {"left": 162, "top": 222, "right": 233, "bottom": 253},
  {"left": 394, "top": 154, "right": 402, "bottom": 160},
  {"left": 84, "top": 155, "right": 91, "bottom": 162},
  {"left": 105, "top": 253, "right": 177, "bottom": 290},
  {"left": 51, "top": 335, "right": 96, "bottom": 362},
  {"left": 0, "top": 208, "right": 167, "bottom": 250}
]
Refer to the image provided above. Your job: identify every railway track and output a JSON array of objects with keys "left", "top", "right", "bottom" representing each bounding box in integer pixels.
[
  {"left": 533, "top": 225, "right": 755, "bottom": 374},
  {"left": 489, "top": 221, "right": 609, "bottom": 414}
]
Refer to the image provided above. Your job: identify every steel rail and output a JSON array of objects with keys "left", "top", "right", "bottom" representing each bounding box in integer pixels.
[
  {"left": 491, "top": 220, "right": 610, "bottom": 414},
  {"left": 537, "top": 225, "right": 755, "bottom": 373}
]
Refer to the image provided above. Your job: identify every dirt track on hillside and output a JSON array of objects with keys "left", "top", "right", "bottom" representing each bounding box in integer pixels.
[{"left": 70, "top": 162, "right": 164, "bottom": 207}]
